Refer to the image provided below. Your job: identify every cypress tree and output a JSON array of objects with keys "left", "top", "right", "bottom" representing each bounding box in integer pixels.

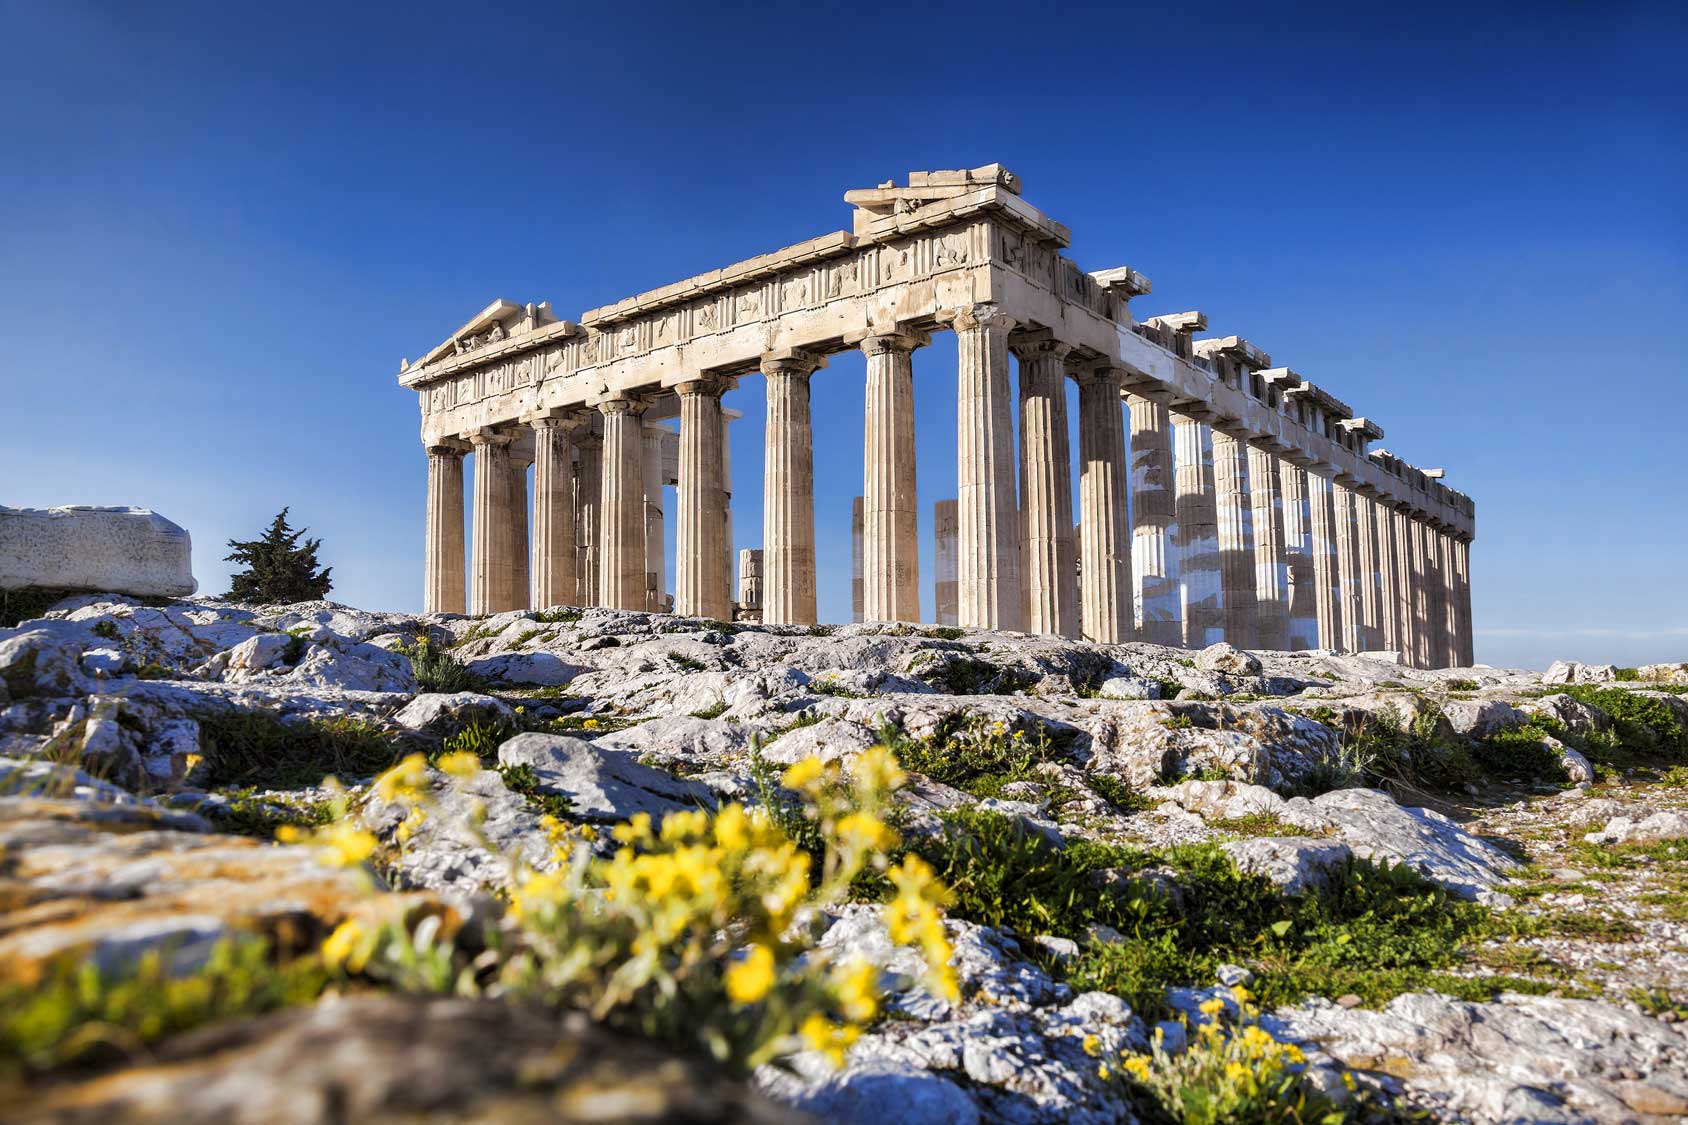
[{"left": 224, "top": 508, "right": 334, "bottom": 604}]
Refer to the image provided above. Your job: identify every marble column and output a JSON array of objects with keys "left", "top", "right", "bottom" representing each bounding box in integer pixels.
[
  {"left": 1424, "top": 521, "right": 1448, "bottom": 669},
  {"left": 1127, "top": 393, "right": 1181, "bottom": 645},
  {"left": 575, "top": 433, "right": 602, "bottom": 607},
  {"left": 469, "top": 429, "right": 514, "bottom": 616},
  {"left": 934, "top": 499, "right": 959, "bottom": 627},
  {"left": 598, "top": 398, "right": 647, "bottom": 611},
  {"left": 721, "top": 411, "right": 736, "bottom": 611},
  {"left": 1212, "top": 430, "right": 1258, "bottom": 649},
  {"left": 860, "top": 332, "right": 922, "bottom": 623},
  {"left": 850, "top": 496, "right": 864, "bottom": 624},
  {"left": 1333, "top": 482, "right": 1364, "bottom": 653},
  {"left": 676, "top": 380, "right": 730, "bottom": 620},
  {"left": 508, "top": 451, "right": 532, "bottom": 612},
  {"left": 530, "top": 417, "right": 577, "bottom": 612},
  {"left": 1306, "top": 472, "right": 1344, "bottom": 652},
  {"left": 1391, "top": 506, "right": 1418, "bottom": 665},
  {"left": 1438, "top": 528, "right": 1461, "bottom": 669},
  {"left": 423, "top": 442, "right": 467, "bottom": 615},
  {"left": 1408, "top": 517, "right": 1433, "bottom": 668},
  {"left": 1247, "top": 445, "right": 1288, "bottom": 651},
  {"left": 1013, "top": 333, "right": 1078, "bottom": 637},
  {"left": 1353, "top": 490, "right": 1382, "bottom": 651},
  {"left": 1279, "top": 461, "right": 1318, "bottom": 650},
  {"left": 1173, "top": 413, "right": 1222, "bottom": 647},
  {"left": 641, "top": 420, "right": 667, "bottom": 612},
  {"left": 1076, "top": 368, "right": 1131, "bottom": 643},
  {"left": 762, "top": 349, "right": 823, "bottom": 625},
  {"left": 738, "top": 548, "right": 763, "bottom": 617},
  {"left": 1454, "top": 537, "right": 1475, "bottom": 667},
  {"left": 1371, "top": 495, "right": 1401, "bottom": 655},
  {"left": 952, "top": 305, "right": 1021, "bottom": 631}
]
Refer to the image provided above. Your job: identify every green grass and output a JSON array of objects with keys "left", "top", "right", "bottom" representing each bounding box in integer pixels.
[
  {"left": 883, "top": 716, "right": 1065, "bottom": 800},
  {"left": 924, "top": 626, "right": 965, "bottom": 641},
  {"left": 1087, "top": 772, "right": 1155, "bottom": 812},
  {"left": 190, "top": 788, "right": 335, "bottom": 838},
  {"left": 1551, "top": 685, "right": 1688, "bottom": 763},
  {"left": 194, "top": 711, "right": 400, "bottom": 789},
  {"left": 534, "top": 607, "right": 583, "bottom": 624},
  {"left": 809, "top": 677, "right": 866, "bottom": 698},
  {"left": 667, "top": 653, "right": 706, "bottom": 673},
  {"left": 495, "top": 761, "right": 574, "bottom": 818},
  {"left": 689, "top": 702, "right": 728, "bottom": 720},
  {"left": 1444, "top": 678, "right": 1480, "bottom": 692},
  {"left": 930, "top": 656, "right": 1035, "bottom": 696},
  {"left": 918, "top": 808, "right": 1499, "bottom": 1021}
]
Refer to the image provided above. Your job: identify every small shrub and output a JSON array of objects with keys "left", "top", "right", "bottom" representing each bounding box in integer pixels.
[
  {"left": 810, "top": 677, "right": 866, "bottom": 698},
  {"left": 403, "top": 638, "right": 486, "bottom": 694},
  {"left": 534, "top": 607, "right": 583, "bottom": 624},
  {"left": 805, "top": 624, "right": 836, "bottom": 637},
  {"left": 91, "top": 620, "right": 122, "bottom": 641},
  {"left": 496, "top": 761, "right": 574, "bottom": 818},
  {"left": 690, "top": 702, "right": 728, "bottom": 720},
  {"left": 0, "top": 587, "right": 78, "bottom": 628},
  {"left": 195, "top": 711, "right": 399, "bottom": 789},
  {"left": 924, "top": 626, "right": 965, "bottom": 641},
  {"left": 1444, "top": 678, "right": 1479, "bottom": 692},
  {"left": 1554, "top": 685, "right": 1687, "bottom": 762},
  {"left": 668, "top": 653, "right": 707, "bottom": 673},
  {"left": 883, "top": 715, "right": 1063, "bottom": 799},
  {"left": 1088, "top": 772, "right": 1154, "bottom": 812}
]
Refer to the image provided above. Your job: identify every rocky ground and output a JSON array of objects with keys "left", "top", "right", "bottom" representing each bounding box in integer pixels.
[{"left": 2, "top": 593, "right": 1687, "bottom": 1122}]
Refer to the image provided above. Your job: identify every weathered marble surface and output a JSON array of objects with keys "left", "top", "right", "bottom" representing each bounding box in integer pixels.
[{"left": 0, "top": 506, "right": 195, "bottom": 597}]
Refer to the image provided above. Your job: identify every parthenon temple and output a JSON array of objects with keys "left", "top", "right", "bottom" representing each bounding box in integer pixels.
[{"left": 399, "top": 165, "right": 1475, "bottom": 668}]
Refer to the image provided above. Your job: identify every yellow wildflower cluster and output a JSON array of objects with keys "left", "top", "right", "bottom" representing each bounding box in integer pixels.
[
  {"left": 1096, "top": 987, "right": 1338, "bottom": 1124},
  {"left": 302, "top": 743, "right": 955, "bottom": 1075},
  {"left": 276, "top": 819, "right": 376, "bottom": 868}
]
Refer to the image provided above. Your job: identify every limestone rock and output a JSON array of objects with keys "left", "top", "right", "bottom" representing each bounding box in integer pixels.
[
  {"left": 11, "top": 994, "right": 794, "bottom": 1124},
  {"left": 465, "top": 651, "right": 581, "bottom": 686},
  {"left": 390, "top": 691, "right": 516, "bottom": 735},
  {"left": 495, "top": 732, "right": 716, "bottom": 822},
  {"left": 1221, "top": 836, "right": 1354, "bottom": 895},
  {"left": 1303, "top": 788, "right": 1519, "bottom": 902},
  {"left": 359, "top": 765, "right": 557, "bottom": 895},
  {"left": 1440, "top": 698, "right": 1528, "bottom": 739},
  {"left": 1543, "top": 734, "right": 1595, "bottom": 785},
  {"left": 759, "top": 716, "right": 882, "bottom": 765},
  {"left": 1585, "top": 810, "right": 1688, "bottom": 846},
  {"left": 1543, "top": 660, "right": 1620, "bottom": 684},
  {"left": 1097, "top": 675, "right": 1159, "bottom": 700},
  {"left": 0, "top": 505, "right": 195, "bottom": 598},
  {"left": 1524, "top": 692, "right": 1613, "bottom": 734},
  {"left": 1195, "top": 641, "right": 1262, "bottom": 677}
]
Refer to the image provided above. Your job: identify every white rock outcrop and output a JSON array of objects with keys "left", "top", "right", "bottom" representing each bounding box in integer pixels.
[{"left": 0, "top": 506, "right": 195, "bottom": 597}]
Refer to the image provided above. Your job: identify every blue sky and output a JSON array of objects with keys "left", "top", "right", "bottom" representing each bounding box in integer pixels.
[{"left": 2, "top": 0, "right": 1683, "bottom": 670}]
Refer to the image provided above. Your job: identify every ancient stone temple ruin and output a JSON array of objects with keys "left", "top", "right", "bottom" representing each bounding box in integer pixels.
[{"left": 398, "top": 166, "right": 1475, "bottom": 668}]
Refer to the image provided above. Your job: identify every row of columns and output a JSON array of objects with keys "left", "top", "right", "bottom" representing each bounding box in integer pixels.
[{"left": 422, "top": 303, "right": 1473, "bottom": 667}]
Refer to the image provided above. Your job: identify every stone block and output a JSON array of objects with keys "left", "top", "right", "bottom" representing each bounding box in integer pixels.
[{"left": 0, "top": 506, "right": 195, "bottom": 597}]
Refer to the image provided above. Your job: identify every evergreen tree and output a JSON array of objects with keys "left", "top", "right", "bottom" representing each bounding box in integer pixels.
[{"left": 224, "top": 508, "right": 334, "bottom": 604}]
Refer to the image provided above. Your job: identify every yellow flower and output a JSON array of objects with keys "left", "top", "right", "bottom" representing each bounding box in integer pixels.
[
  {"left": 612, "top": 812, "right": 654, "bottom": 845},
  {"left": 581, "top": 718, "right": 600, "bottom": 730},
  {"left": 835, "top": 958, "right": 879, "bottom": 1022},
  {"left": 1121, "top": 1055, "right": 1152, "bottom": 1081},
  {"left": 323, "top": 822, "right": 377, "bottom": 867},
  {"left": 515, "top": 705, "right": 526, "bottom": 714},
  {"left": 1082, "top": 1033, "right": 1102, "bottom": 1057},
  {"left": 800, "top": 1013, "right": 860, "bottom": 1067},
  {"left": 275, "top": 824, "right": 306, "bottom": 845},
  {"left": 725, "top": 943, "right": 777, "bottom": 1005},
  {"left": 375, "top": 753, "right": 429, "bottom": 802},
  {"left": 1097, "top": 1062, "right": 1111, "bottom": 1080},
  {"left": 321, "top": 918, "right": 371, "bottom": 972},
  {"left": 782, "top": 757, "right": 825, "bottom": 791},
  {"left": 1199, "top": 997, "right": 1227, "bottom": 1018},
  {"left": 834, "top": 811, "right": 898, "bottom": 854},
  {"left": 396, "top": 805, "right": 427, "bottom": 843},
  {"left": 436, "top": 750, "right": 480, "bottom": 778},
  {"left": 1225, "top": 1061, "right": 1251, "bottom": 1083},
  {"left": 848, "top": 745, "right": 907, "bottom": 794}
]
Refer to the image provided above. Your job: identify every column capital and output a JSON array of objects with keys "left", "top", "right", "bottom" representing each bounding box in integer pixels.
[
  {"left": 522, "top": 406, "right": 588, "bottom": 431},
  {"left": 468, "top": 426, "right": 516, "bottom": 448},
  {"left": 1007, "top": 327, "right": 1072, "bottom": 362},
  {"left": 598, "top": 395, "right": 649, "bottom": 417},
  {"left": 847, "top": 328, "right": 929, "bottom": 356},
  {"left": 941, "top": 303, "right": 1017, "bottom": 333},
  {"left": 1073, "top": 365, "right": 1126, "bottom": 391},
  {"left": 759, "top": 348, "right": 828, "bottom": 377},
  {"left": 426, "top": 437, "right": 471, "bottom": 456},
  {"left": 676, "top": 375, "right": 734, "bottom": 399}
]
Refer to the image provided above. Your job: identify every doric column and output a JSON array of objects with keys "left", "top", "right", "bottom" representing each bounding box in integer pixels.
[
  {"left": 469, "top": 428, "right": 514, "bottom": 616},
  {"left": 761, "top": 349, "right": 824, "bottom": 625},
  {"left": 676, "top": 379, "right": 730, "bottom": 620},
  {"left": 721, "top": 411, "right": 736, "bottom": 611},
  {"left": 1247, "top": 445, "right": 1288, "bottom": 651},
  {"left": 1127, "top": 392, "right": 1181, "bottom": 646},
  {"left": 641, "top": 420, "right": 668, "bottom": 611},
  {"left": 1408, "top": 517, "right": 1433, "bottom": 668},
  {"left": 575, "top": 432, "right": 602, "bottom": 606},
  {"left": 508, "top": 450, "right": 532, "bottom": 612},
  {"left": 1173, "top": 413, "right": 1222, "bottom": 647},
  {"left": 1075, "top": 367, "right": 1131, "bottom": 643},
  {"left": 424, "top": 441, "right": 468, "bottom": 615},
  {"left": 1437, "top": 528, "right": 1460, "bottom": 669},
  {"left": 598, "top": 397, "right": 647, "bottom": 611},
  {"left": 1212, "top": 429, "right": 1258, "bottom": 649},
  {"left": 1306, "top": 471, "right": 1344, "bottom": 651},
  {"left": 1455, "top": 537, "right": 1475, "bottom": 667},
  {"left": 1353, "top": 490, "right": 1382, "bottom": 651},
  {"left": 1012, "top": 331, "right": 1078, "bottom": 637},
  {"left": 530, "top": 416, "right": 578, "bottom": 612},
  {"left": 1332, "top": 482, "right": 1364, "bottom": 653},
  {"left": 1391, "top": 506, "right": 1418, "bottom": 664},
  {"left": 738, "top": 549, "right": 764, "bottom": 618},
  {"left": 1371, "top": 495, "right": 1401, "bottom": 655},
  {"left": 1424, "top": 521, "right": 1448, "bottom": 668},
  {"left": 850, "top": 496, "right": 864, "bottom": 623},
  {"left": 858, "top": 331, "right": 923, "bottom": 623},
  {"left": 951, "top": 305, "right": 1021, "bottom": 631},
  {"left": 1278, "top": 462, "right": 1317, "bottom": 650},
  {"left": 934, "top": 499, "right": 959, "bottom": 627}
]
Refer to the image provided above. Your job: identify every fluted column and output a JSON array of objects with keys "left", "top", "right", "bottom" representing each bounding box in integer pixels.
[
  {"left": 641, "top": 420, "right": 667, "bottom": 611},
  {"left": 850, "top": 497, "right": 864, "bottom": 623},
  {"left": 1128, "top": 393, "right": 1181, "bottom": 645},
  {"left": 1391, "top": 506, "right": 1418, "bottom": 664},
  {"left": 676, "top": 379, "right": 730, "bottom": 620},
  {"left": 1408, "top": 517, "right": 1433, "bottom": 668},
  {"left": 575, "top": 433, "right": 602, "bottom": 606},
  {"left": 1425, "top": 521, "right": 1449, "bottom": 668},
  {"left": 1247, "top": 445, "right": 1288, "bottom": 651},
  {"left": 598, "top": 397, "right": 647, "bottom": 611},
  {"left": 1454, "top": 537, "right": 1475, "bottom": 667},
  {"left": 1307, "top": 472, "right": 1344, "bottom": 651},
  {"left": 508, "top": 451, "right": 532, "bottom": 612},
  {"left": 1212, "top": 430, "right": 1258, "bottom": 649},
  {"left": 469, "top": 429, "right": 514, "bottom": 616},
  {"left": 1371, "top": 495, "right": 1401, "bottom": 654},
  {"left": 1353, "top": 491, "right": 1382, "bottom": 651},
  {"left": 1437, "top": 528, "right": 1460, "bottom": 669},
  {"left": 952, "top": 304, "right": 1021, "bottom": 631},
  {"left": 1013, "top": 332, "right": 1078, "bottom": 637},
  {"left": 1333, "top": 482, "right": 1364, "bottom": 653},
  {"left": 934, "top": 499, "right": 959, "bottom": 627},
  {"left": 1074, "top": 368, "right": 1131, "bottom": 644},
  {"left": 1279, "top": 461, "right": 1317, "bottom": 650},
  {"left": 762, "top": 349, "right": 823, "bottom": 625},
  {"left": 1173, "top": 413, "right": 1221, "bottom": 647},
  {"left": 530, "top": 417, "right": 578, "bottom": 612},
  {"left": 859, "top": 332, "right": 923, "bottom": 623},
  {"left": 424, "top": 442, "right": 468, "bottom": 615}
]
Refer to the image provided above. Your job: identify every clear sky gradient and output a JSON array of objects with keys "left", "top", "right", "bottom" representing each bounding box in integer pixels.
[{"left": 3, "top": 0, "right": 1683, "bottom": 670}]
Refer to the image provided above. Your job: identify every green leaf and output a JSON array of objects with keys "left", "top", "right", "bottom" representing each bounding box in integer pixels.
[{"left": 1270, "top": 920, "right": 1293, "bottom": 938}]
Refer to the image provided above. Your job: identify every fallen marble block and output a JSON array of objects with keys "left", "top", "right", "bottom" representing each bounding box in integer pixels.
[{"left": 0, "top": 505, "right": 196, "bottom": 597}]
